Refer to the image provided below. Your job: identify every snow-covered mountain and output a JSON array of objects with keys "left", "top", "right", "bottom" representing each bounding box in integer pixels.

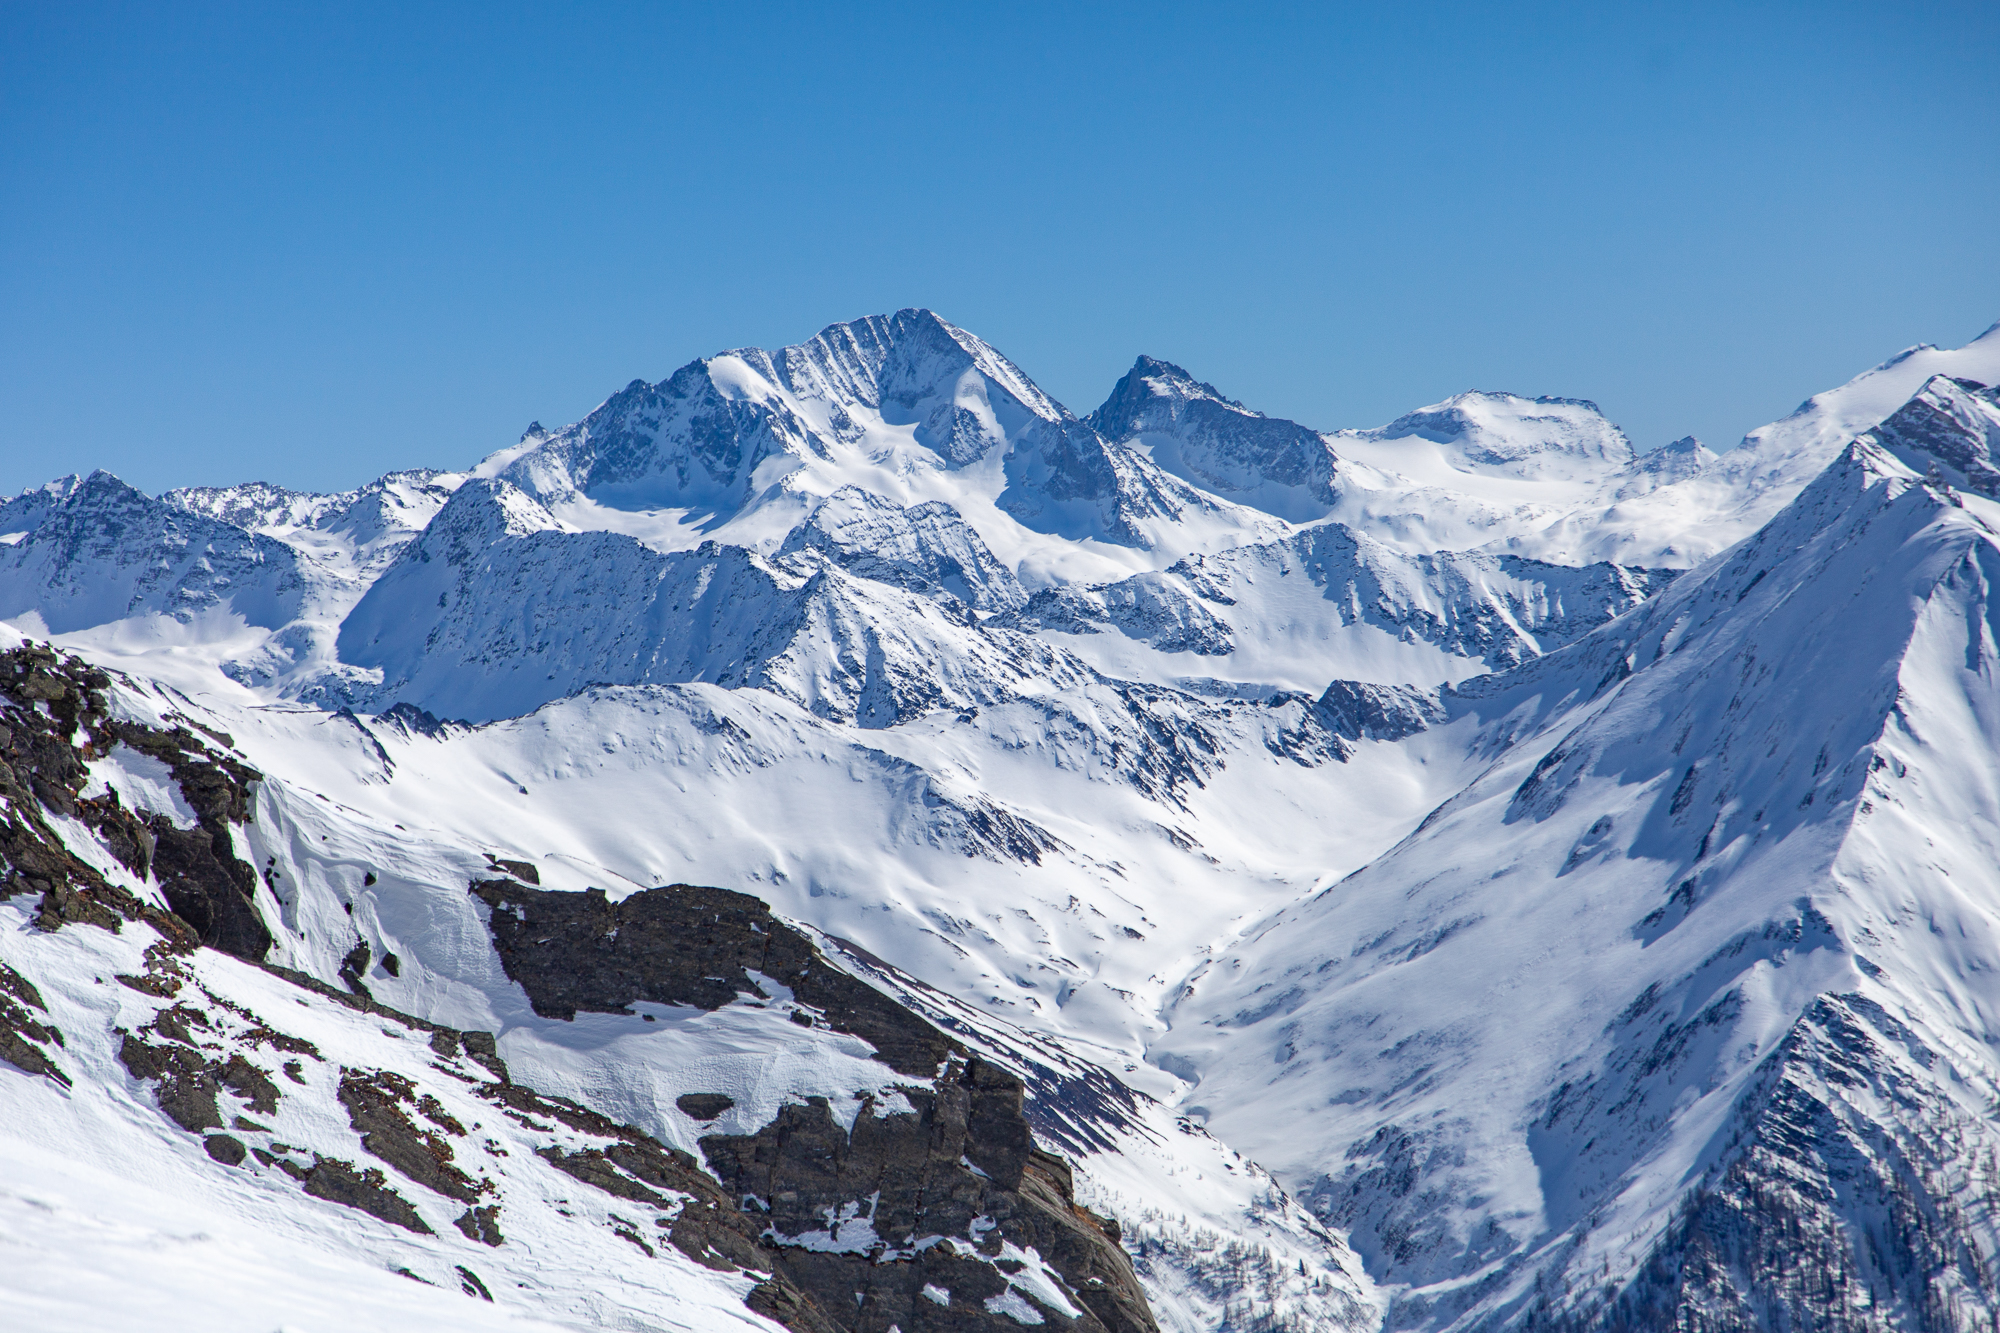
[
  {"left": 5, "top": 309, "right": 2000, "bottom": 1333},
  {"left": 0, "top": 470, "right": 311, "bottom": 632},
  {"left": 481, "top": 310, "right": 1273, "bottom": 573},
  {"left": 1162, "top": 402, "right": 2000, "bottom": 1329},
  {"left": 1088, "top": 357, "right": 1341, "bottom": 524},
  {"left": 164, "top": 469, "right": 466, "bottom": 582}
]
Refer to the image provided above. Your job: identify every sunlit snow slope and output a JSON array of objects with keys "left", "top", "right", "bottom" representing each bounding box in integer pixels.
[{"left": 1166, "top": 416, "right": 2000, "bottom": 1329}]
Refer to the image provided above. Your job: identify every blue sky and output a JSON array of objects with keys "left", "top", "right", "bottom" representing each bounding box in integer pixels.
[{"left": 3, "top": 1, "right": 1996, "bottom": 496}]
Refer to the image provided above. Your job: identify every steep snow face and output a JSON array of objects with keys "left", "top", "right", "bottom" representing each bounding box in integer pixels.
[
  {"left": 1161, "top": 434, "right": 2000, "bottom": 1328},
  {"left": 486, "top": 309, "right": 1269, "bottom": 566},
  {"left": 0, "top": 470, "right": 311, "bottom": 633},
  {"left": 1088, "top": 357, "right": 1341, "bottom": 523}
]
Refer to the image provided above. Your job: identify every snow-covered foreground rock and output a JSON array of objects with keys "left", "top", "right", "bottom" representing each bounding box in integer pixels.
[{"left": 6, "top": 308, "right": 2000, "bottom": 1332}]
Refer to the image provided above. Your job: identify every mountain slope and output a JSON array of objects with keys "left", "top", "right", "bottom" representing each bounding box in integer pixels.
[
  {"left": 1161, "top": 425, "right": 2000, "bottom": 1328},
  {"left": 1000, "top": 527, "right": 1671, "bottom": 694},
  {"left": 0, "top": 633, "right": 1377, "bottom": 1333}
]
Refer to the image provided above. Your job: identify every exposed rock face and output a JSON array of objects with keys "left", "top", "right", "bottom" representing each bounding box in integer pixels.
[
  {"left": 470, "top": 879, "right": 956, "bottom": 1078},
  {"left": 301, "top": 1155, "right": 434, "bottom": 1234},
  {"left": 471, "top": 877, "right": 1159, "bottom": 1333},
  {"left": 338, "top": 1067, "right": 485, "bottom": 1204},
  {"left": 677, "top": 1092, "right": 735, "bottom": 1120},
  {"left": 1863, "top": 373, "right": 2000, "bottom": 494},
  {"left": 0, "top": 643, "right": 262, "bottom": 958},
  {"left": 106, "top": 724, "right": 270, "bottom": 960},
  {"left": 1315, "top": 680, "right": 1446, "bottom": 745},
  {"left": 0, "top": 958, "right": 68, "bottom": 1085},
  {"left": 704, "top": 1067, "right": 1156, "bottom": 1333},
  {"left": 120, "top": 1027, "right": 226, "bottom": 1133}
]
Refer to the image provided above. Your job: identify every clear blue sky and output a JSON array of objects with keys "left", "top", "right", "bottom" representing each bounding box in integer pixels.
[{"left": 3, "top": 1, "right": 1997, "bottom": 497}]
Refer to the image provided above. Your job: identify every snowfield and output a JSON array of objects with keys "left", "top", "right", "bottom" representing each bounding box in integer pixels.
[{"left": 4, "top": 309, "right": 2000, "bottom": 1333}]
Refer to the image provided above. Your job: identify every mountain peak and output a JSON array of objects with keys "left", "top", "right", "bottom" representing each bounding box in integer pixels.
[
  {"left": 1089, "top": 359, "right": 1336, "bottom": 521},
  {"left": 1349, "top": 390, "right": 1636, "bottom": 477},
  {"left": 1861, "top": 372, "right": 2000, "bottom": 494}
]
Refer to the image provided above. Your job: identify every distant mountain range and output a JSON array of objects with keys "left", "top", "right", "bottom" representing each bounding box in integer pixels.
[{"left": 4, "top": 310, "right": 2000, "bottom": 1333}]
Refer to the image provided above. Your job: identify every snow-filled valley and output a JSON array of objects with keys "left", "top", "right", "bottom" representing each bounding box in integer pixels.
[{"left": 6, "top": 308, "right": 2000, "bottom": 1333}]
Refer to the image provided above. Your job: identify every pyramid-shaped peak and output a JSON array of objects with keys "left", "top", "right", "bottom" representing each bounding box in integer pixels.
[{"left": 1092, "top": 357, "right": 1259, "bottom": 434}]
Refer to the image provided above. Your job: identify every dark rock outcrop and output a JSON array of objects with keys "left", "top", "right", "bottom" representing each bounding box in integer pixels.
[
  {"left": 677, "top": 1092, "right": 735, "bottom": 1120},
  {"left": 119, "top": 1029, "right": 224, "bottom": 1132},
  {"left": 469, "top": 879, "right": 955, "bottom": 1079},
  {"left": 338, "top": 1067, "right": 484, "bottom": 1203},
  {"left": 471, "top": 877, "right": 1159, "bottom": 1333},
  {"left": 102, "top": 715, "right": 269, "bottom": 960},
  {"left": 1315, "top": 679, "right": 1448, "bottom": 745},
  {"left": 455, "top": 1204, "right": 505, "bottom": 1246},
  {"left": 204, "top": 1133, "right": 248, "bottom": 1166},
  {"left": 0, "top": 958, "right": 69, "bottom": 1085},
  {"left": 302, "top": 1155, "right": 434, "bottom": 1234},
  {"left": 704, "top": 1067, "right": 1156, "bottom": 1333},
  {"left": 0, "top": 643, "right": 267, "bottom": 960}
]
